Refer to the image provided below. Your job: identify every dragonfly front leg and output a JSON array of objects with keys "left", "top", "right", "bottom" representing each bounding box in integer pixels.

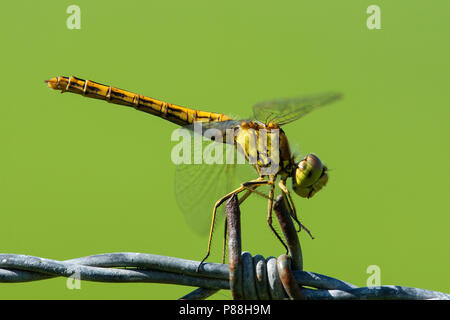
[
  {"left": 266, "top": 177, "right": 289, "bottom": 254},
  {"left": 278, "top": 180, "right": 301, "bottom": 232},
  {"left": 278, "top": 180, "right": 315, "bottom": 239}
]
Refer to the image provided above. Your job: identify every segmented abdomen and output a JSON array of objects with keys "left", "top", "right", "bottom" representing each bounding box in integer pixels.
[{"left": 45, "top": 76, "right": 231, "bottom": 127}]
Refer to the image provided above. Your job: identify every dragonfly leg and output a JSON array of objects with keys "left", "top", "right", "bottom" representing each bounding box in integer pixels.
[
  {"left": 221, "top": 187, "right": 253, "bottom": 264},
  {"left": 198, "top": 178, "right": 270, "bottom": 271},
  {"left": 222, "top": 216, "right": 228, "bottom": 264},
  {"left": 278, "top": 180, "right": 315, "bottom": 239},
  {"left": 221, "top": 188, "right": 254, "bottom": 264},
  {"left": 241, "top": 186, "right": 270, "bottom": 201},
  {"left": 238, "top": 176, "right": 266, "bottom": 204},
  {"left": 222, "top": 178, "right": 269, "bottom": 263},
  {"left": 266, "top": 177, "right": 289, "bottom": 254},
  {"left": 278, "top": 180, "right": 301, "bottom": 232}
]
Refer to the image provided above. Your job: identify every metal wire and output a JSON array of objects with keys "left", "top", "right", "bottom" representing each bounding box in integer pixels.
[
  {"left": 0, "top": 252, "right": 448, "bottom": 300},
  {"left": 1, "top": 196, "right": 449, "bottom": 300}
]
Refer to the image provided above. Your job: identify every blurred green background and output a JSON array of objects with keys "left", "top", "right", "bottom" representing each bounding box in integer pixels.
[{"left": 0, "top": 0, "right": 449, "bottom": 299}]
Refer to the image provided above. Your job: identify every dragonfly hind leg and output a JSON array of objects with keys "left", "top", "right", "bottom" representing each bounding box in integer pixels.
[
  {"left": 222, "top": 178, "right": 269, "bottom": 263},
  {"left": 197, "top": 177, "right": 272, "bottom": 272}
]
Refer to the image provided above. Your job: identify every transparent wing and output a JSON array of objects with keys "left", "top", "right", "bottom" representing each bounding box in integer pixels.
[
  {"left": 173, "top": 125, "right": 256, "bottom": 236},
  {"left": 174, "top": 161, "right": 235, "bottom": 235},
  {"left": 182, "top": 120, "right": 243, "bottom": 142},
  {"left": 252, "top": 92, "right": 342, "bottom": 126}
]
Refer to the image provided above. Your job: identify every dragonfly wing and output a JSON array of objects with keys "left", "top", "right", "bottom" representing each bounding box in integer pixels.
[
  {"left": 252, "top": 92, "right": 342, "bottom": 126},
  {"left": 182, "top": 120, "right": 243, "bottom": 143},
  {"left": 174, "top": 162, "right": 235, "bottom": 235},
  {"left": 173, "top": 125, "right": 256, "bottom": 236}
]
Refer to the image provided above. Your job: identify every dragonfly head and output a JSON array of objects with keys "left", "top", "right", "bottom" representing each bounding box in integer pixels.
[{"left": 292, "top": 153, "right": 328, "bottom": 198}]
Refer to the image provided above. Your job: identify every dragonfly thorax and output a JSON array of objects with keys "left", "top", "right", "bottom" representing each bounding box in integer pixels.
[
  {"left": 234, "top": 121, "right": 293, "bottom": 177},
  {"left": 233, "top": 122, "right": 328, "bottom": 198}
]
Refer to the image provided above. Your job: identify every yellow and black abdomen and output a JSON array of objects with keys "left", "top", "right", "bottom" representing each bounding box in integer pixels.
[{"left": 46, "top": 76, "right": 231, "bottom": 127}]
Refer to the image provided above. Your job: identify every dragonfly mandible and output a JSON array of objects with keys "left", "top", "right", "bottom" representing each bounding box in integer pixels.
[{"left": 45, "top": 76, "right": 341, "bottom": 268}]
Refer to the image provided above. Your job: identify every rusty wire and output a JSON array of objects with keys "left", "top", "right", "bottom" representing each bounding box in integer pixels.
[{"left": 1, "top": 195, "right": 449, "bottom": 300}]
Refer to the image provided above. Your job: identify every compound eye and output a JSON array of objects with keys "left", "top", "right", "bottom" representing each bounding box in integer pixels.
[
  {"left": 298, "top": 160, "right": 307, "bottom": 172},
  {"left": 293, "top": 154, "right": 324, "bottom": 198},
  {"left": 299, "top": 154, "right": 323, "bottom": 181},
  {"left": 305, "top": 154, "right": 322, "bottom": 171}
]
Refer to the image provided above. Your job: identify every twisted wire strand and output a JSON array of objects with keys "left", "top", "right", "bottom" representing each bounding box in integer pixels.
[
  {"left": 0, "top": 252, "right": 448, "bottom": 300},
  {"left": 221, "top": 194, "right": 450, "bottom": 300}
]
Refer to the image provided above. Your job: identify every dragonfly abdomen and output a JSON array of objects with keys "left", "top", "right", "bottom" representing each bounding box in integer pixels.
[{"left": 45, "top": 76, "right": 231, "bottom": 127}]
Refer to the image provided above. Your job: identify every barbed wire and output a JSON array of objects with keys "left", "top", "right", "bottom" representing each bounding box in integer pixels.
[
  {"left": 0, "top": 252, "right": 448, "bottom": 300},
  {"left": 1, "top": 195, "right": 448, "bottom": 300}
]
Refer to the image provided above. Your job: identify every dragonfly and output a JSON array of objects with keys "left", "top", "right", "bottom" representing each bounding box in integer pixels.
[{"left": 45, "top": 75, "right": 341, "bottom": 268}]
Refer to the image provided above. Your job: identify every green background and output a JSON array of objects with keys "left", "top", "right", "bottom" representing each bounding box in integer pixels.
[{"left": 1, "top": 1, "right": 449, "bottom": 299}]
